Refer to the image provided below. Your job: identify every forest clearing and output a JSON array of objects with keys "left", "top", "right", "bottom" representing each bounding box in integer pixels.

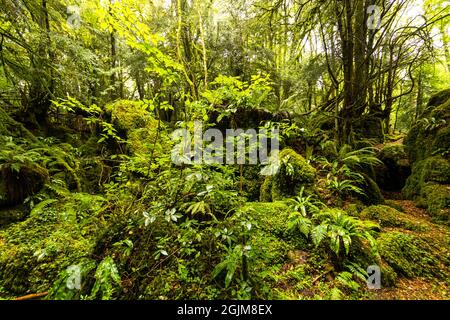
[{"left": 0, "top": 0, "right": 449, "bottom": 302}]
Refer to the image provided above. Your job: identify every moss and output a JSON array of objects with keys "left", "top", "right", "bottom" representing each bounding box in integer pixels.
[
  {"left": 403, "top": 156, "right": 450, "bottom": 199},
  {"left": 128, "top": 128, "right": 156, "bottom": 154},
  {"left": 0, "top": 107, "right": 38, "bottom": 142},
  {"left": 420, "top": 184, "right": 450, "bottom": 222},
  {"left": 427, "top": 88, "right": 450, "bottom": 108},
  {"left": 0, "top": 108, "right": 9, "bottom": 136},
  {"left": 0, "top": 163, "right": 49, "bottom": 208},
  {"left": 241, "top": 201, "right": 291, "bottom": 239},
  {"left": 431, "top": 97, "right": 450, "bottom": 118},
  {"left": 345, "top": 203, "right": 366, "bottom": 217},
  {"left": 106, "top": 100, "right": 154, "bottom": 132},
  {"left": 384, "top": 200, "right": 404, "bottom": 212},
  {"left": 358, "top": 174, "right": 385, "bottom": 205},
  {"left": 260, "top": 177, "right": 273, "bottom": 202},
  {"left": 240, "top": 165, "right": 265, "bottom": 201},
  {"left": 377, "top": 231, "right": 448, "bottom": 278},
  {"left": 0, "top": 206, "right": 28, "bottom": 228},
  {"left": 432, "top": 126, "right": 450, "bottom": 156},
  {"left": 270, "top": 148, "right": 316, "bottom": 201},
  {"left": 404, "top": 124, "right": 425, "bottom": 163},
  {"left": 47, "top": 258, "right": 97, "bottom": 300},
  {"left": 250, "top": 235, "right": 292, "bottom": 266},
  {"left": 403, "top": 160, "right": 426, "bottom": 199},
  {"left": 360, "top": 205, "right": 427, "bottom": 231},
  {"left": 0, "top": 194, "right": 103, "bottom": 294},
  {"left": 380, "top": 261, "right": 398, "bottom": 287},
  {"left": 422, "top": 156, "right": 450, "bottom": 184},
  {"left": 380, "top": 145, "right": 408, "bottom": 163},
  {"left": 405, "top": 92, "right": 450, "bottom": 163}
]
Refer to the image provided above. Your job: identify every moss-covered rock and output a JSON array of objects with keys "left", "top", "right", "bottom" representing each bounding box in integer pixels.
[
  {"left": 260, "top": 148, "right": 316, "bottom": 201},
  {"left": 403, "top": 156, "right": 450, "bottom": 199},
  {"left": 105, "top": 100, "right": 167, "bottom": 154},
  {"left": 376, "top": 145, "right": 411, "bottom": 191},
  {"left": 259, "top": 176, "right": 273, "bottom": 202},
  {"left": 0, "top": 107, "right": 39, "bottom": 144},
  {"left": 0, "top": 163, "right": 49, "bottom": 208},
  {"left": 353, "top": 116, "right": 384, "bottom": 142},
  {"left": 432, "top": 126, "right": 450, "bottom": 157},
  {"left": 250, "top": 235, "right": 292, "bottom": 267},
  {"left": 379, "top": 261, "right": 398, "bottom": 287},
  {"left": 357, "top": 173, "right": 385, "bottom": 205},
  {"left": 106, "top": 100, "right": 156, "bottom": 132},
  {"left": 128, "top": 127, "right": 160, "bottom": 155},
  {"left": 384, "top": 200, "right": 404, "bottom": 212},
  {"left": 240, "top": 165, "right": 265, "bottom": 201},
  {"left": 0, "top": 206, "right": 28, "bottom": 228},
  {"left": 404, "top": 90, "right": 450, "bottom": 163},
  {"left": 422, "top": 156, "right": 450, "bottom": 184},
  {"left": 241, "top": 201, "right": 292, "bottom": 239},
  {"left": 360, "top": 205, "right": 427, "bottom": 231},
  {"left": 420, "top": 184, "right": 450, "bottom": 222},
  {"left": 0, "top": 194, "right": 103, "bottom": 294},
  {"left": 402, "top": 93, "right": 450, "bottom": 220},
  {"left": 403, "top": 161, "right": 425, "bottom": 199},
  {"left": 259, "top": 176, "right": 272, "bottom": 202},
  {"left": 345, "top": 202, "right": 366, "bottom": 217},
  {"left": 377, "top": 231, "right": 448, "bottom": 278},
  {"left": 427, "top": 88, "right": 450, "bottom": 108}
]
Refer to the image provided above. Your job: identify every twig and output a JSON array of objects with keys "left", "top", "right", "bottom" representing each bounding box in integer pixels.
[{"left": 15, "top": 292, "right": 48, "bottom": 301}]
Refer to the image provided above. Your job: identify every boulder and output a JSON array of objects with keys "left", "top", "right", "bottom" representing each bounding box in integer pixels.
[{"left": 260, "top": 148, "right": 316, "bottom": 201}]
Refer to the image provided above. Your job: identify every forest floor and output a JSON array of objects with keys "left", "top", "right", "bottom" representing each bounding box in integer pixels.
[{"left": 368, "top": 197, "right": 450, "bottom": 300}]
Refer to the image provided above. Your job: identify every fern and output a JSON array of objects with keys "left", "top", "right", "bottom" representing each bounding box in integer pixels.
[
  {"left": 327, "top": 177, "right": 365, "bottom": 198},
  {"left": 336, "top": 271, "right": 360, "bottom": 291},
  {"left": 288, "top": 186, "right": 324, "bottom": 217},
  {"left": 311, "top": 209, "right": 379, "bottom": 258},
  {"left": 30, "top": 199, "right": 58, "bottom": 215},
  {"left": 287, "top": 213, "right": 312, "bottom": 237}
]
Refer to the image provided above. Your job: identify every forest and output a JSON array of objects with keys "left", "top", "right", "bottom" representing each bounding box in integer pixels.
[{"left": 0, "top": 0, "right": 449, "bottom": 301}]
